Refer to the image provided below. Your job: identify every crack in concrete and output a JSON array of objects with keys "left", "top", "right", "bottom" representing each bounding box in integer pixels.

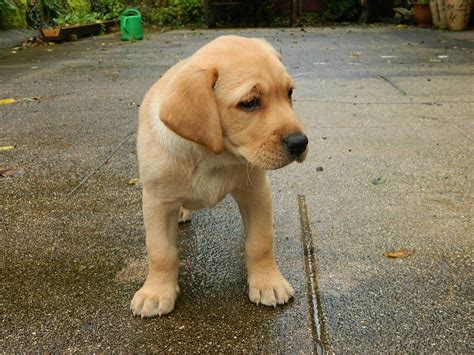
[
  {"left": 67, "top": 129, "right": 135, "bottom": 196},
  {"left": 295, "top": 99, "right": 474, "bottom": 105},
  {"left": 379, "top": 75, "right": 408, "bottom": 96},
  {"left": 298, "top": 194, "right": 330, "bottom": 354}
]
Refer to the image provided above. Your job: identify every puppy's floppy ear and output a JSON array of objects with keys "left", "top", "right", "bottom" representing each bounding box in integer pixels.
[{"left": 159, "top": 65, "right": 224, "bottom": 154}]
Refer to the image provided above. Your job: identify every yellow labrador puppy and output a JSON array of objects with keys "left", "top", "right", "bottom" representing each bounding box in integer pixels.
[{"left": 131, "top": 35, "right": 308, "bottom": 317}]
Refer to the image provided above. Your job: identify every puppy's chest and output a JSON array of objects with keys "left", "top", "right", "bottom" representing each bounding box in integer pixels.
[{"left": 183, "top": 167, "right": 243, "bottom": 210}]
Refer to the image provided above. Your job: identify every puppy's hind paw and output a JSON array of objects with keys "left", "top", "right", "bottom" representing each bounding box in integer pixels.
[{"left": 178, "top": 208, "right": 192, "bottom": 223}]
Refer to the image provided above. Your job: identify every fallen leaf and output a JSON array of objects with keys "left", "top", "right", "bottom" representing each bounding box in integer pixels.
[
  {"left": 16, "top": 96, "right": 42, "bottom": 103},
  {"left": 0, "top": 98, "right": 16, "bottom": 105},
  {"left": 0, "top": 168, "right": 24, "bottom": 177},
  {"left": 372, "top": 177, "right": 386, "bottom": 185},
  {"left": 0, "top": 145, "right": 15, "bottom": 152},
  {"left": 128, "top": 177, "right": 140, "bottom": 186},
  {"left": 384, "top": 248, "right": 415, "bottom": 258}
]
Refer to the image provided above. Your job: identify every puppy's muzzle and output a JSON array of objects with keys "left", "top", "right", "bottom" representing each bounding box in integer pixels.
[{"left": 283, "top": 133, "right": 308, "bottom": 159}]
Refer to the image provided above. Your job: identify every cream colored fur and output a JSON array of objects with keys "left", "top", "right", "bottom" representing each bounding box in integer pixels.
[{"left": 131, "top": 35, "right": 307, "bottom": 317}]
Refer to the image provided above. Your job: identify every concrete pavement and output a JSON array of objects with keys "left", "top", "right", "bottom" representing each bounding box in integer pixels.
[
  {"left": 0, "top": 29, "right": 39, "bottom": 49},
  {"left": 1, "top": 26, "right": 473, "bottom": 352}
]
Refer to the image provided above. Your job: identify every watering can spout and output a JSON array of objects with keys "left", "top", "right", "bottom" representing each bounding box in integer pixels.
[{"left": 120, "top": 8, "right": 143, "bottom": 41}]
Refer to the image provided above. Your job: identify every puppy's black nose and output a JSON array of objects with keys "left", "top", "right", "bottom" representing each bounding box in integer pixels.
[{"left": 283, "top": 133, "right": 308, "bottom": 156}]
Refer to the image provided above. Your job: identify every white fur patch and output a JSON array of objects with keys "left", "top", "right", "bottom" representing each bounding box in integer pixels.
[
  {"left": 149, "top": 99, "right": 248, "bottom": 209},
  {"left": 150, "top": 100, "right": 204, "bottom": 161}
]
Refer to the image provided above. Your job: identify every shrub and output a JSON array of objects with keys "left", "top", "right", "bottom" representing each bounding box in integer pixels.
[
  {"left": 323, "top": 0, "right": 360, "bottom": 22},
  {"left": 148, "top": 0, "right": 203, "bottom": 27},
  {"left": 0, "top": 0, "right": 28, "bottom": 29},
  {"left": 90, "top": 0, "right": 125, "bottom": 20}
]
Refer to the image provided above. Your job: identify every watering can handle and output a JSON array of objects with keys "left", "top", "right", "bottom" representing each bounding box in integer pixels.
[
  {"left": 121, "top": 8, "right": 141, "bottom": 17},
  {"left": 122, "top": 16, "right": 129, "bottom": 34},
  {"left": 121, "top": 8, "right": 141, "bottom": 33}
]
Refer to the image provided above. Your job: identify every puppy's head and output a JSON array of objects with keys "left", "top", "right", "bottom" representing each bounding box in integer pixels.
[{"left": 159, "top": 35, "right": 308, "bottom": 169}]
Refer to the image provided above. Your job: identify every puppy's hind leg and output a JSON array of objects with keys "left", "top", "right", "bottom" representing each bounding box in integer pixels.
[{"left": 178, "top": 207, "right": 192, "bottom": 223}]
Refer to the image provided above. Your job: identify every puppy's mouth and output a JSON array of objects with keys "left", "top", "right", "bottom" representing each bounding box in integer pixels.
[
  {"left": 254, "top": 151, "right": 306, "bottom": 170},
  {"left": 295, "top": 147, "right": 308, "bottom": 163},
  {"left": 238, "top": 147, "right": 307, "bottom": 170},
  {"left": 224, "top": 136, "right": 308, "bottom": 170}
]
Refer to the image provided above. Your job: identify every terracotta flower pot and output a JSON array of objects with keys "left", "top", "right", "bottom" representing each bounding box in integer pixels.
[
  {"left": 413, "top": 3, "right": 433, "bottom": 28},
  {"left": 446, "top": 0, "right": 472, "bottom": 30}
]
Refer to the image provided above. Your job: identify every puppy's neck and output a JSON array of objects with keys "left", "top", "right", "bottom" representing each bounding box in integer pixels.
[
  {"left": 151, "top": 101, "right": 242, "bottom": 170},
  {"left": 151, "top": 101, "right": 206, "bottom": 160}
]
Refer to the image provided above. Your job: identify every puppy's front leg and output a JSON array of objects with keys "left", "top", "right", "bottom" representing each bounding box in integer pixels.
[
  {"left": 232, "top": 174, "right": 294, "bottom": 307},
  {"left": 131, "top": 188, "right": 180, "bottom": 317}
]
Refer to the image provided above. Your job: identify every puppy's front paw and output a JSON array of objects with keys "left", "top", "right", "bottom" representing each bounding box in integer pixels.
[
  {"left": 131, "top": 283, "right": 179, "bottom": 318},
  {"left": 248, "top": 271, "right": 294, "bottom": 307}
]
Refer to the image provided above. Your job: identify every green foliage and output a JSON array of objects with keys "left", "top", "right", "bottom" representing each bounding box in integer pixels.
[
  {"left": 148, "top": 0, "right": 203, "bottom": 27},
  {"left": 67, "top": 0, "right": 90, "bottom": 13},
  {"left": 297, "top": 13, "right": 322, "bottom": 27},
  {"left": 0, "top": 0, "right": 16, "bottom": 14},
  {"left": 53, "top": 0, "right": 124, "bottom": 25},
  {"left": 53, "top": 11, "right": 105, "bottom": 25},
  {"left": 0, "top": 0, "right": 123, "bottom": 29},
  {"left": 95, "top": 0, "right": 124, "bottom": 19},
  {"left": 208, "top": 1, "right": 289, "bottom": 27},
  {"left": 42, "top": 0, "right": 67, "bottom": 21},
  {"left": 323, "top": 0, "right": 360, "bottom": 22},
  {"left": 0, "top": 0, "right": 28, "bottom": 29}
]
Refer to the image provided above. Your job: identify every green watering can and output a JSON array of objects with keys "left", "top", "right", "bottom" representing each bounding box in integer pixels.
[{"left": 120, "top": 8, "right": 143, "bottom": 41}]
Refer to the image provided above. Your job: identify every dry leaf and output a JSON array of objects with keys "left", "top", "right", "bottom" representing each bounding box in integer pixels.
[
  {"left": 372, "top": 176, "right": 386, "bottom": 185},
  {"left": 0, "top": 98, "right": 16, "bottom": 105},
  {"left": 384, "top": 248, "right": 415, "bottom": 258},
  {"left": 128, "top": 177, "right": 140, "bottom": 186},
  {"left": 0, "top": 145, "right": 15, "bottom": 152},
  {"left": 0, "top": 168, "right": 24, "bottom": 177}
]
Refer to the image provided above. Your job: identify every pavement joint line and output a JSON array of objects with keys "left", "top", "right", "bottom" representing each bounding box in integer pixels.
[
  {"left": 67, "top": 129, "right": 135, "bottom": 196},
  {"left": 297, "top": 194, "right": 330, "bottom": 354},
  {"left": 295, "top": 99, "right": 474, "bottom": 105},
  {"left": 417, "top": 116, "right": 474, "bottom": 143},
  {"left": 379, "top": 75, "right": 408, "bottom": 96},
  {"left": 452, "top": 127, "right": 474, "bottom": 142}
]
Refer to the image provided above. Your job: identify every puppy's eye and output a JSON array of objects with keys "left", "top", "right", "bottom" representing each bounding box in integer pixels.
[
  {"left": 288, "top": 88, "right": 293, "bottom": 99},
  {"left": 238, "top": 97, "right": 260, "bottom": 111}
]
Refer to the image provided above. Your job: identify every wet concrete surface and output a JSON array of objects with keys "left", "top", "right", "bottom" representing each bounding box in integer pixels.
[
  {"left": 1, "top": 26, "right": 473, "bottom": 352},
  {"left": 0, "top": 29, "right": 39, "bottom": 49}
]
